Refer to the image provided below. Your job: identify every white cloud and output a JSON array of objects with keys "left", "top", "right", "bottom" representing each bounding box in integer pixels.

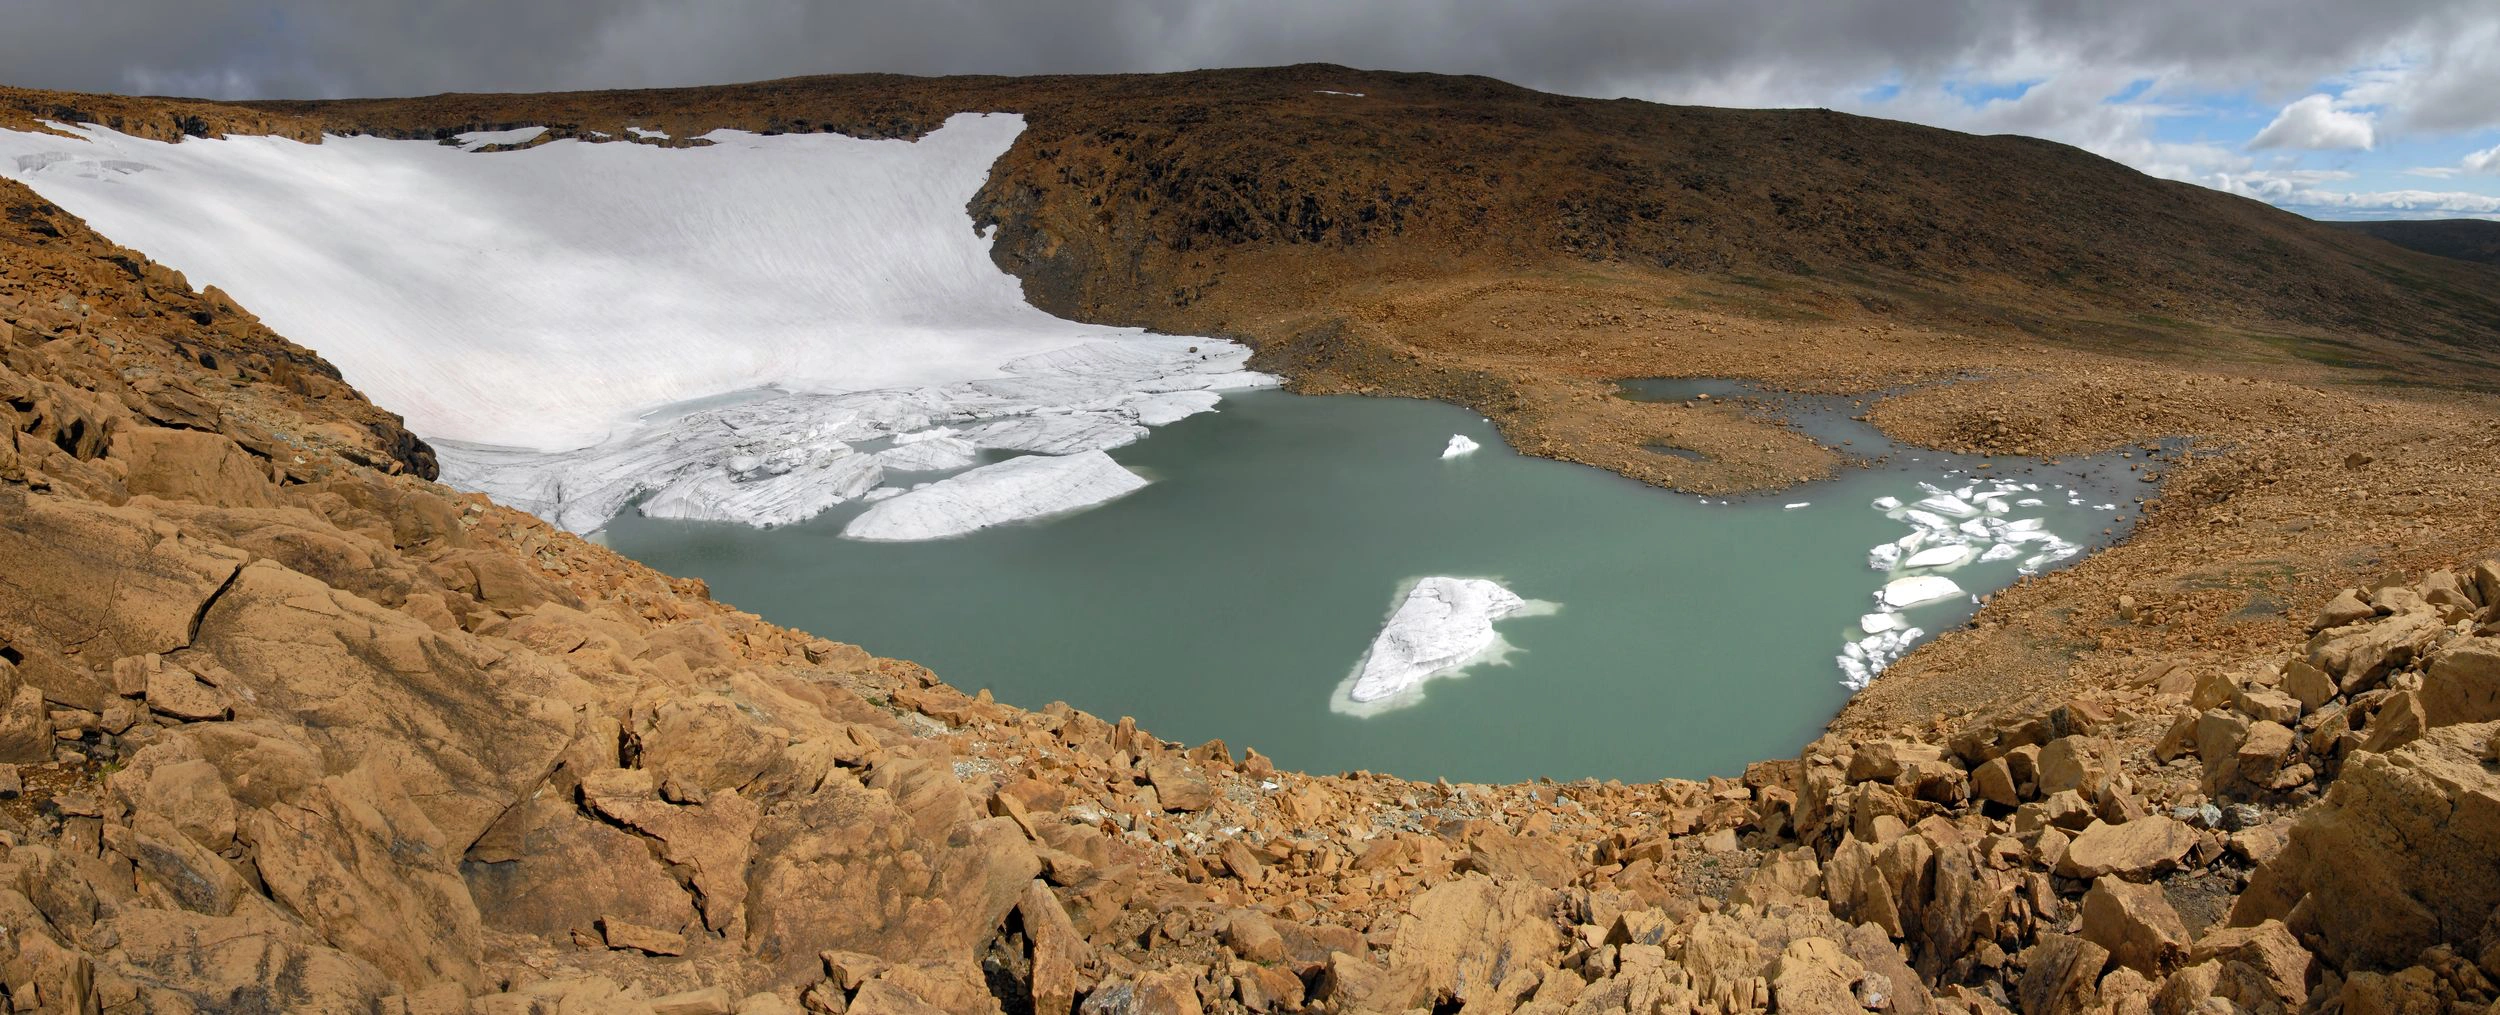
[
  {"left": 2248, "top": 94, "right": 2376, "bottom": 150},
  {"left": 2466, "top": 144, "right": 2500, "bottom": 174},
  {"left": 2405, "top": 166, "right": 2463, "bottom": 178}
]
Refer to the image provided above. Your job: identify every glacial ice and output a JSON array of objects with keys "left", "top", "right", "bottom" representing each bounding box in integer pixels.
[
  {"left": 841, "top": 451, "right": 1147, "bottom": 541},
  {"left": 1901, "top": 545, "right": 1975, "bottom": 570},
  {"left": 0, "top": 114, "right": 1279, "bottom": 534},
  {"left": 875, "top": 437, "right": 979, "bottom": 472},
  {"left": 1881, "top": 575, "right": 1966, "bottom": 608},
  {"left": 1333, "top": 577, "right": 1542, "bottom": 715},
  {"left": 1443, "top": 434, "right": 1481, "bottom": 458}
]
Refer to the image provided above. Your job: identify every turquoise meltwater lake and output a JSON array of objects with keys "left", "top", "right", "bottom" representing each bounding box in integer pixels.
[{"left": 606, "top": 386, "right": 2150, "bottom": 783}]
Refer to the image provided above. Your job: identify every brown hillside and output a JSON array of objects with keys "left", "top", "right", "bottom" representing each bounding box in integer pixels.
[{"left": 2326, "top": 218, "right": 2500, "bottom": 266}]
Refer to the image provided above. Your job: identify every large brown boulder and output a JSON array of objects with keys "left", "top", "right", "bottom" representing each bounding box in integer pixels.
[
  {"left": 2056, "top": 817, "right": 2195, "bottom": 881},
  {"left": 2419, "top": 637, "right": 2500, "bottom": 727},
  {"left": 2229, "top": 721, "right": 2500, "bottom": 972}
]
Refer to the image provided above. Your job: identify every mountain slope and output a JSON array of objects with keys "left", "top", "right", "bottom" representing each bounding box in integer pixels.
[{"left": 2327, "top": 217, "right": 2500, "bottom": 266}]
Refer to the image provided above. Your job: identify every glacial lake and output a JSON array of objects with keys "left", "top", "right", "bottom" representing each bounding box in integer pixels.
[{"left": 607, "top": 385, "right": 2153, "bottom": 783}]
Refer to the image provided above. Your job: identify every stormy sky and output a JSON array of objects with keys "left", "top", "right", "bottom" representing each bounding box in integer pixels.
[{"left": 5, "top": 0, "right": 2498, "bottom": 218}]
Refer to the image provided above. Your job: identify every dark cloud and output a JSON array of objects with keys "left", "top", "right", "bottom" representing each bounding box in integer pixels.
[{"left": 0, "top": 0, "right": 2482, "bottom": 114}]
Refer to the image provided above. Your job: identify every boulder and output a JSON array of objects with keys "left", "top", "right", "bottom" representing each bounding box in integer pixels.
[
  {"left": 2038, "top": 736, "right": 2118, "bottom": 798},
  {"left": 2017, "top": 933, "right": 2109, "bottom": 1015},
  {"left": 1767, "top": 936, "right": 1866, "bottom": 1013},
  {"left": 2189, "top": 921, "right": 2313, "bottom": 1011},
  {"left": 1141, "top": 756, "right": 1216, "bottom": 812},
  {"left": 2228, "top": 722, "right": 2500, "bottom": 971},
  {"left": 2312, "top": 589, "right": 2375, "bottom": 631},
  {"left": 2057, "top": 817, "right": 2195, "bottom": 880},
  {"left": 2281, "top": 660, "right": 2338, "bottom": 714},
  {"left": 114, "top": 427, "right": 275, "bottom": 508},
  {"left": 2081, "top": 877, "right": 2188, "bottom": 976},
  {"left": 1385, "top": 874, "right": 1564, "bottom": 1008},
  {"left": 2420, "top": 637, "right": 2500, "bottom": 727}
]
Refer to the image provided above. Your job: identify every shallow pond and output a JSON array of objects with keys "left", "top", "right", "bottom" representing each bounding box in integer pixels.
[{"left": 608, "top": 386, "right": 2153, "bottom": 782}]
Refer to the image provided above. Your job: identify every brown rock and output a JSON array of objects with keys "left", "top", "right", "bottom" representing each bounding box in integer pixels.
[
  {"left": 2057, "top": 817, "right": 2195, "bottom": 880},
  {"left": 0, "top": 683, "right": 55, "bottom": 762},
  {"left": 2230, "top": 722, "right": 2500, "bottom": 971},
  {"left": 2356, "top": 690, "right": 2426, "bottom": 754},
  {"left": 1386, "top": 874, "right": 1563, "bottom": 1008},
  {"left": 2017, "top": 933, "right": 2110, "bottom": 1015},
  {"left": 1141, "top": 756, "right": 1215, "bottom": 812},
  {"left": 1973, "top": 754, "right": 2022, "bottom": 807},
  {"left": 1222, "top": 910, "right": 1287, "bottom": 964},
  {"left": 2420, "top": 637, "right": 2500, "bottom": 727},
  {"left": 145, "top": 659, "right": 233, "bottom": 721},
  {"left": 2233, "top": 685, "right": 2303, "bottom": 724},
  {"left": 2081, "top": 877, "right": 2188, "bottom": 976},
  {"left": 2232, "top": 721, "right": 2298, "bottom": 786},
  {"left": 1767, "top": 936, "right": 1866, "bottom": 1013},
  {"left": 2282, "top": 660, "right": 2338, "bottom": 714},
  {"left": 2038, "top": 736, "right": 2118, "bottom": 798},
  {"left": 599, "top": 917, "right": 687, "bottom": 956},
  {"left": 1019, "top": 880, "right": 1088, "bottom": 1015},
  {"left": 114, "top": 427, "right": 275, "bottom": 508},
  {"left": 2312, "top": 589, "right": 2374, "bottom": 631},
  {"left": 2189, "top": 921, "right": 2313, "bottom": 1011}
]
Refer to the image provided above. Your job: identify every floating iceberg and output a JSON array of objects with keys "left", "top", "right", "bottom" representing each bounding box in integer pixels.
[
  {"left": 1881, "top": 575, "right": 1966, "bottom": 609},
  {"left": 841, "top": 451, "right": 1146, "bottom": 541},
  {"left": 1332, "top": 577, "right": 1546, "bottom": 715},
  {"left": 1901, "top": 545, "right": 1975, "bottom": 570},
  {"left": 1443, "top": 434, "right": 1481, "bottom": 458}
]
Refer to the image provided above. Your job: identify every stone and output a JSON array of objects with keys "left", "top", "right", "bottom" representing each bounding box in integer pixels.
[
  {"left": 2017, "top": 933, "right": 2110, "bottom": 1015},
  {"left": 1020, "top": 880, "right": 1087, "bottom": 1015},
  {"left": 1223, "top": 910, "right": 1287, "bottom": 964},
  {"left": 651, "top": 987, "right": 735, "bottom": 1015},
  {"left": 1767, "top": 936, "right": 1866, "bottom": 1013},
  {"left": 0, "top": 684, "right": 55, "bottom": 762},
  {"left": 2356, "top": 690, "right": 2426, "bottom": 755},
  {"left": 2081, "top": 877, "right": 2189, "bottom": 976},
  {"left": 2420, "top": 637, "right": 2500, "bottom": 727},
  {"left": 1385, "top": 874, "right": 1563, "bottom": 1008},
  {"left": 2233, "top": 685, "right": 2302, "bottom": 724},
  {"left": 2057, "top": 817, "right": 2196, "bottom": 880},
  {"left": 2038, "top": 736, "right": 2117, "bottom": 798},
  {"left": 2311, "top": 609, "right": 2444, "bottom": 694},
  {"left": 2282, "top": 660, "right": 2337, "bottom": 714},
  {"left": 145, "top": 659, "right": 233, "bottom": 721},
  {"left": 1973, "top": 754, "right": 2022, "bottom": 807},
  {"left": 2229, "top": 722, "right": 2500, "bottom": 971},
  {"left": 1141, "top": 756, "right": 1215, "bottom": 812},
  {"left": 2188, "top": 921, "right": 2313, "bottom": 1011},
  {"left": 0, "top": 762, "right": 18, "bottom": 798},
  {"left": 599, "top": 917, "right": 687, "bottom": 956},
  {"left": 2312, "top": 589, "right": 2374, "bottom": 631},
  {"left": 2231, "top": 721, "right": 2298, "bottom": 787}
]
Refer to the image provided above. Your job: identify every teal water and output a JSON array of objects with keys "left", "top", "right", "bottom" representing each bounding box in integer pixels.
[{"left": 606, "top": 387, "right": 2150, "bottom": 783}]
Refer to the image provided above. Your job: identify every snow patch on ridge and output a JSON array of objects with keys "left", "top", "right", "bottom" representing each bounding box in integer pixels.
[
  {"left": 1331, "top": 577, "right": 1555, "bottom": 717},
  {"left": 0, "top": 113, "right": 1275, "bottom": 532}
]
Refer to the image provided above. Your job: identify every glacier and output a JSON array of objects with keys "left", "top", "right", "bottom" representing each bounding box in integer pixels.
[
  {"left": 0, "top": 113, "right": 1273, "bottom": 534},
  {"left": 1331, "top": 577, "right": 1549, "bottom": 716}
]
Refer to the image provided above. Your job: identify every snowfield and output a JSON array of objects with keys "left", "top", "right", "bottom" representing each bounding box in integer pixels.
[{"left": 0, "top": 113, "right": 1272, "bottom": 534}]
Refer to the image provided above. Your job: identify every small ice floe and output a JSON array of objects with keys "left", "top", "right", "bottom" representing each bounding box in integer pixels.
[
  {"left": 841, "top": 451, "right": 1145, "bottom": 541},
  {"left": 1882, "top": 575, "right": 1965, "bottom": 609},
  {"left": 1871, "top": 496, "right": 1903, "bottom": 511},
  {"left": 1784, "top": 502, "right": 1811, "bottom": 510},
  {"left": 2093, "top": 503, "right": 2118, "bottom": 511},
  {"left": 2016, "top": 497, "right": 2044, "bottom": 507},
  {"left": 1860, "top": 612, "right": 1906, "bottom": 633},
  {"left": 1837, "top": 625, "right": 1926, "bottom": 689},
  {"left": 1442, "top": 434, "right": 1481, "bottom": 458},
  {"left": 1902, "top": 545, "right": 1974, "bottom": 570},
  {"left": 1331, "top": 577, "right": 1554, "bottom": 716},
  {"left": 1979, "top": 543, "right": 2021, "bottom": 562}
]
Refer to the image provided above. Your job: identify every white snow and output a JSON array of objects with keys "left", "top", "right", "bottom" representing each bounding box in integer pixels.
[
  {"left": 627, "top": 126, "right": 669, "bottom": 139},
  {"left": 1442, "top": 434, "right": 1481, "bottom": 458},
  {"left": 1332, "top": 577, "right": 1548, "bottom": 716},
  {"left": 1882, "top": 575, "right": 1966, "bottom": 609},
  {"left": 1315, "top": 90, "right": 1367, "bottom": 97},
  {"left": 875, "top": 436, "right": 979, "bottom": 472},
  {"left": 0, "top": 113, "right": 1277, "bottom": 533},
  {"left": 841, "top": 451, "right": 1146, "bottom": 541}
]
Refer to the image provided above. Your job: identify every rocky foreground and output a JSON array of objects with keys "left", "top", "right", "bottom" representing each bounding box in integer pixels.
[{"left": 5, "top": 71, "right": 2500, "bottom": 1014}]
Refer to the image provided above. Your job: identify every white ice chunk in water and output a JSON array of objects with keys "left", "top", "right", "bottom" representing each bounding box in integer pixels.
[
  {"left": 1916, "top": 494, "right": 1979, "bottom": 517},
  {"left": 1861, "top": 612, "right": 1906, "bottom": 633},
  {"left": 841, "top": 451, "right": 1146, "bottom": 541},
  {"left": 1130, "top": 390, "right": 1223, "bottom": 426},
  {"left": 1871, "top": 496, "right": 1903, "bottom": 510},
  {"left": 1979, "top": 543, "right": 2021, "bottom": 562},
  {"left": 1785, "top": 502, "right": 1812, "bottom": 510},
  {"left": 1442, "top": 434, "right": 1481, "bottom": 458},
  {"left": 1333, "top": 577, "right": 1547, "bottom": 715},
  {"left": 1882, "top": 575, "right": 1965, "bottom": 608},
  {"left": 638, "top": 449, "right": 881, "bottom": 527},
  {"left": 1902, "top": 545, "right": 1975, "bottom": 570}
]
